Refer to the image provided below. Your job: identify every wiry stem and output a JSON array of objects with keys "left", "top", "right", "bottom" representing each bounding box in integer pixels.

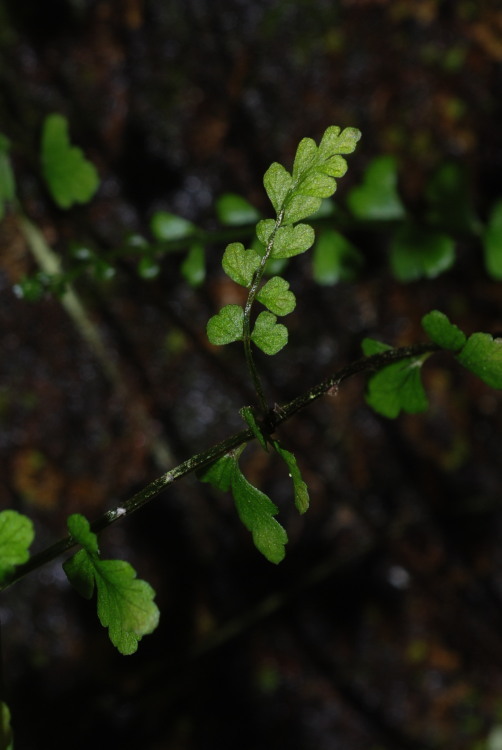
[
  {"left": 242, "top": 210, "right": 284, "bottom": 414},
  {"left": 0, "top": 342, "right": 439, "bottom": 592}
]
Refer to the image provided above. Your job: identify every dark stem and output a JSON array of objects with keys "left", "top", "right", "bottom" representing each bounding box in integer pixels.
[{"left": 0, "top": 342, "right": 439, "bottom": 591}]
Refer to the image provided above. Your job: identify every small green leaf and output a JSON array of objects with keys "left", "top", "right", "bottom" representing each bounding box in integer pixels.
[
  {"left": 273, "top": 441, "right": 310, "bottom": 514},
  {"left": 390, "top": 223, "right": 455, "bottom": 281},
  {"left": 64, "top": 548, "right": 96, "bottom": 599},
  {"left": 264, "top": 162, "right": 293, "bottom": 213},
  {"left": 64, "top": 513, "right": 159, "bottom": 655},
  {"left": 41, "top": 114, "right": 99, "bottom": 208},
  {"left": 181, "top": 242, "right": 205, "bottom": 287},
  {"left": 272, "top": 223, "right": 315, "bottom": 259},
  {"left": 296, "top": 171, "right": 336, "bottom": 199},
  {"left": 199, "top": 451, "right": 242, "bottom": 492},
  {"left": 216, "top": 193, "right": 260, "bottom": 226},
  {"left": 137, "top": 256, "right": 161, "bottom": 279},
  {"left": 366, "top": 358, "right": 429, "bottom": 418},
  {"left": 318, "top": 154, "right": 348, "bottom": 178},
  {"left": 240, "top": 406, "right": 268, "bottom": 450},
  {"left": 312, "top": 229, "right": 363, "bottom": 284},
  {"left": 483, "top": 200, "right": 502, "bottom": 280},
  {"left": 0, "top": 701, "right": 14, "bottom": 750},
  {"left": 67, "top": 512, "right": 100, "bottom": 553},
  {"left": 251, "top": 311, "right": 288, "bottom": 355},
  {"left": 318, "top": 125, "right": 362, "bottom": 157},
  {"left": 207, "top": 304, "right": 244, "bottom": 346},
  {"left": 292, "top": 137, "right": 318, "bottom": 178},
  {"left": 283, "top": 195, "right": 322, "bottom": 225},
  {"left": 200, "top": 452, "right": 288, "bottom": 563},
  {"left": 222, "top": 242, "right": 261, "bottom": 287},
  {"left": 94, "top": 559, "right": 159, "bottom": 656},
  {"left": 347, "top": 156, "right": 406, "bottom": 221},
  {"left": 150, "top": 211, "right": 195, "bottom": 241},
  {"left": 257, "top": 276, "right": 296, "bottom": 316},
  {"left": 421, "top": 310, "right": 466, "bottom": 351},
  {"left": 0, "top": 510, "right": 34, "bottom": 582},
  {"left": 362, "top": 338, "right": 391, "bottom": 356},
  {"left": 256, "top": 218, "right": 276, "bottom": 247},
  {"left": 457, "top": 333, "right": 502, "bottom": 389},
  {"left": 231, "top": 467, "right": 287, "bottom": 564}
]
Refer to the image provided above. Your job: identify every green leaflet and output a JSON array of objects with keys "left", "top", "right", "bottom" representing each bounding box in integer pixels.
[
  {"left": 265, "top": 126, "right": 361, "bottom": 224},
  {"left": 257, "top": 277, "right": 296, "bottom": 316},
  {"left": 231, "top": 469, "right": 288, "bottom": 564},
  {"left": 365, "top": 357, "right": 429, "bottom": 418},
  {"left": 318, "top": 125, "right": 362, "bottom": 157},
  {"left": 292, "top": 126, "right": 360, "bottom": 180},
  {"left": 216, "top": 193, "right": 260, "bottom": 226},
  {"left": 483, "top": 200, "right": 502, "bottom": 281},
  {"left": 421, "top": 312, "right": 502, "bottom": 388},
  {"left": 347, "top": 155, "right": 406, "bottom": 221},
  {"left": 63, "top": 514, "right": 160, "bottom": 655},
  {"left": 240, "top": 406, "right": 268, "bottom": 450},
  {"left": 199, "top": 451, "right": 239, "bottom": 492},
  {"left": 421, "top": 310, "right": 466, "bottom": 352},
  {"left": 283, "top": 195, "right": 323, "bottom": 225},
  {"left": 181, "top": 242, "right": 205, "bottom": 287},
  {"left": 41, "top": 114, "right": 99, "bottom": 209},
  {"left": 457, "top": 333, "right": 502, "bottom": 389},
  {"left": 0, "top": 701, "right": 13, "bottom": 750},
  {"left": 0, "top": 510, "right": 34, "bottom": 583},
  {"left": 273, "top": 441, "right": 310, "bottom": 514},
  {"left": 207, "top": 304, "right": 244, "bottom": 345},
  {"left": 200, "top": 452, "right": 287, "bottom": 563},
  {"left": 361, "top": 337, "right": 391, "bottom": 356},
  {"left": 138, "top": 256, "right": 161, "bottom": 280},
  {"left": 296, "top": 171, "right": 337, "bottom": 199},
  {"left": 256, "top": 218, "right": 276, "bottom": 247},
  {"left": 318, "top": 154, "right": 349, "bottom": 178},
  {"left": 251, "top": 311, "right": 288, "bottom": 355},
  {"left": 364, "top": 319, "right": 502, "bottom": 417},
  {"left": 292, "top": 138, "right": 318, "bottom": 177},
  {"left": 312, "top": 229, "right": 363, "bottom": 285},
  {"left": 67, "top": 512, "right": 99, "bottom": 554},
  {"left": 150, "top": 211, "right": 195, "bottom": 241},
  {"left": 264, "top": 162, "right": 293, "bottom": 214},
  {"left": 390, "top": 223, "right": 455, "bottom": 281},
  {"left": 272, "top": 224, "right": 315, "bottom": 258},
  {"left": 222, "top": 242, "right": 261, "bottom": 287}
]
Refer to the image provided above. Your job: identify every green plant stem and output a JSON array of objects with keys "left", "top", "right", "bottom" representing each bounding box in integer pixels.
[
  {"left": 0, "top": 342, "right": 439, "bottom": 592},
  {"left": 242, "top": 211, "right": 284, "bottom": 413}
]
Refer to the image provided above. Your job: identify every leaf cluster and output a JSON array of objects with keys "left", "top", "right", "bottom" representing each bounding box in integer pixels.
[
  {"left": 200, "top": 435, "right": 309, "bottom": 563},
  {"left": 63, "top": 514, "right": 159, "bottom": 655},
  {"left": 364, "top": 310, "right": 502, "bottom": 418},
  {"left": 206, "top": 126, "right": 361, "bottom": 359}
]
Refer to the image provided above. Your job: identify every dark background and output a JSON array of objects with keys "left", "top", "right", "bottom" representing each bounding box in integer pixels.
[{"left": 1, "top": 1, "right": 501, "bottom": 748}]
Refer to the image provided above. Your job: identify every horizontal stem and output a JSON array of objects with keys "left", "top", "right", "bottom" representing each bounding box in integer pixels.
[{"left": 0, "top": 342, "right": 439, "bottom": 591}]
